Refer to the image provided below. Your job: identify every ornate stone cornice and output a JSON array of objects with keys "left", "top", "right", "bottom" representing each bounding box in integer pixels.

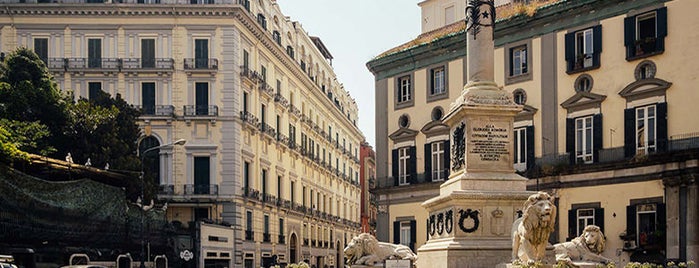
[
  {"left": 421, "top": 120, "right": 450, "bottom": 137},
  {"left": 560, "top": 91, "right": 607, "bottom": 113},
  {"left": 515, "top": 104, "right": 538, "bottom": 122},
  {"left": 0, "top": 4, "right": 238, "bottom": 17},
  {"left": 619, "top": 78, "right": 672, "bottom": 102}
]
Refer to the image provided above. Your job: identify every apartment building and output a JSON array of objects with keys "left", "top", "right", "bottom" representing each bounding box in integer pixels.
[
  {"left": 368, "top": 0, "right": 698, "bottom": 264},
  {"left": 0, "top": 0, "right": 363, "bottom": 267},
  {"left": 359, "top": 141, "right": 377, "bottom": 235}
]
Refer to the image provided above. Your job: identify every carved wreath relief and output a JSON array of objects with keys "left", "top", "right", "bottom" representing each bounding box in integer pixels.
[
  {"left": 427, "top": 208, "right": 477, "bottom": 240},
  {"left": 451, "top": 122, "right": 466, "bottom": 171}
]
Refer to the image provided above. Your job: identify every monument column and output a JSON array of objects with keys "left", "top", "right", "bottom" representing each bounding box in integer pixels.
[{"left": 416, "top": 1, "right": 546, "bottom": 267}]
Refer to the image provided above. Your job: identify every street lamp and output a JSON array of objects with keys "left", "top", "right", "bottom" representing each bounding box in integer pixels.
[{"left": 139, "top": 138, "right": 186, "bottom": 268}]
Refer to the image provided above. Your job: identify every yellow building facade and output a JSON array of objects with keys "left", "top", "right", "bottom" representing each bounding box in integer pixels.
[
  {"left": 368, "top": 0, "right": 698, "bottom": 265},
  {"left": 0, "top": 0, "right": 363, "bottom": 267}
]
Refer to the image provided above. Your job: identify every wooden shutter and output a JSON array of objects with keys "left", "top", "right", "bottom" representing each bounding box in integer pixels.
[
  {"left": 656, "top": 103, "right": 668, "bottom": 152},
  {"left": 564, "top": 32, "right": 575, "bottom": 72},
  {"left": 526, "top": 126, "right": 535, "bottom": 169},
  {"left": 657, "top": 7, "right": 668, "bottom": 52},
  {"left": 624, "top": 16, "right": 636, "bottom": 58},
  {"left": 657, "top": 203, "right": 666, "bottom": 232},
  {"left": 593, "top": 114, "right": 603, "bottom": 163},
  {"left": 141, "top": 83, "right": 156, "bottom": 115},
  {"left": 444, "top": 140, "right": 451, "bottom": 177},
  {"left": 424, "top": 143, "right": 432, "bottom": 181},
  {"left": 195, "top": 83, "right": 209, "bottom": 115},
  {"left": 392, "top": 149, "right": 399, "bottom": 186},
  {"left": 393, "top": 221, "right": 400, "bottom": 244},
  {"left": 194, "top": 156, "right": 210, "bottom": 193},
  {"left": 592, "top": 25, "right": 602, "bottom": 68},
  {"left": 409, "top": 220, "right": 417, "bottom": 252},
  {"left": 594, "top": 207, "right": 605, "bottom": 234},
  {"left": 567, "top": 209, "right": 576, "bottom": 241},
  {"left": 566, "top": 118, "right": 575, "bottom": 164},
  {"left": 408, "top": 146, "right": 417, "bottom": 184},
  {"left": 624, "top": 108, "right": 636, "bottom": 157},
  {"left": 626, "top": 205, "right": 637, "bottom": 242}
]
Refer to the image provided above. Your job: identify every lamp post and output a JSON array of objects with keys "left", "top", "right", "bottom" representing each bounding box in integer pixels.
[{"left": 139, "top": 138, "right": 186, "bottom": 268}]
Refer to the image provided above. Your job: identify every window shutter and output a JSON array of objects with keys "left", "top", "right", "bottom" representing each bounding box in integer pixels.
[
  {"left": 392, "top": 149, "right": 399, "bottom": 186},
  {"left": 508, "top": 48, "right": 514, "bottom": 76},
  {"left": 568, "top": 209, "right": 576, "bottom": 241},
  {"left": 594, "top": 207, "right": 605, "bottom": 234},
  {"left": 526, "top": 126, "right": 535, "bottom": 170},
  {"left": 593, "top": 25, "right": 602, "bottom": 67},
  {"left": 626, "top": 205, "right": 637, "bottom": 242},
  {"left": 393, "top": 221, "right": 400, "bottom": 244},
  {"left": 657, "top": 7, "right": 668, "bottom": 38},
  {"left": 424, "top": 143, "right": 432, "bottom": 181},
  {"left": 409, "top": 220, "right": 417, "bottom": 252},
  {"left": 656, "top": 102, "right": 668, "bottom": 152},
  {"left": 409, "top": 146, "right": 417, "bottom": 184},
  {"left": 657, "top": 203, "right": 666, "bottom": 232},
  {"left": 566, "top": 118, "right": 575, "bottom": 164},
  {"left": 593, "top": 114, "right": 603, "bottom": 163},
  {"left": 564, "top": 32, "right": 575, "bottom": 72},
  {"left": 444, "top": 140, "right": 451, "bottom": 177},
  {"left": 624, "top": 16, "right": 636, "bottom": 58},
  {"left": 624, "top": 108, "right": 636, "bottom": 158}
]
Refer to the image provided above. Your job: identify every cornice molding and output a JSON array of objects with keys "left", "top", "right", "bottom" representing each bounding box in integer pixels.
[
  {"left": 619, "top": 78, "right": 672, "bottom": 102},
  {"left": 560, "top": 91, "right": 607, "bottom": 113},
  {"left": 388, "top": 127, "right": 418, "bottom": 143}
]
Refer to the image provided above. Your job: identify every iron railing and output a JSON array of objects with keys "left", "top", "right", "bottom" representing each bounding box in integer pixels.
[
  {"left": 184, "top": 184, "right": 219, "bottom": 195},
  {"left": 137, "top": 105, "right": 175, "bottom": 116},
  {"left": 122, "top": 58, "right": 174, "bottom": 70},
  {"left": 184, "top": 105, "right": 218, "bottom": 116},
  {"left": 184, "top": 58, "right": 218, "bottom": 70}
]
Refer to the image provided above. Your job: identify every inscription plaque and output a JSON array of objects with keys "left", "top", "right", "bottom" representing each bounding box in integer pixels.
[{"left": 466, "top": 119, "right": 512, "bottom": 171}]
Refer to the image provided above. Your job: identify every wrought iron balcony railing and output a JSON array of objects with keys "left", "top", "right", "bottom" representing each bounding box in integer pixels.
[
  {"left": 137, "top": 105, "right": 175, "bottom": 116},
  {"left": 158, "top": 184, "right": 174, "bottom": 195},
  {"left": 184, "top": 184, "right": 219, "bottom": 195},
  {"left": 245, "top": 230, "right": 254, "bottom": 241},
  {"left": 263, "top": 233, "right": 271, "bottom": 243},
  {"left": 184, "top": 58, "right": 218, "bottom": 70},
  {"left": 184, "top": 105, "right": 218, "bottom": 116},
  {"left": 122, "top": 58, "right": 174, "bottom": 70}
]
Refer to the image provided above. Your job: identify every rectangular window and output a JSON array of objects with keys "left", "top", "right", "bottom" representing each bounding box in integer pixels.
[
  {"left": 290, "top": 181, "right": 295, "bottom": 204},
  {"left": 430, "top": 67, "right": 445, "bottom": 95},
  {"left": 575, "top": 29, "right": 594, "bottom": 69},
  {"left": 575, "top": 116, "right": 593, "bottom": 164},
  {"left": 444, "top": 5, "right": 455, "bottom": 24},
  {"left": 431, "top": 142, "right": 445, "bottom": 181},
  {"left": 194, "top": 39, "right": 209, "bottom": 69},
  {"left": 279, "top": 218, "right": 284, "bottom": 236},
  {"left": 625, "top": 8, "right": 666, "bottom": 59},
  {"left": 246, "top": 210, "right": 253, "bottom": 235},
  {"left": 243, "top": 162, "right": 250, "bottom": 192},
  {"left": 263, "top": 215, "right": 270, "bottom": 242},
  {"left": 277, "top": 176, "right": 282, "bottom": 199},
  {"left": 33, "top": 38, "right": 48, "bottom": 64},
  {"left": 576, "top": 208, "right": 595, "bottom": 236},
  {"left": 261, "top": 169, "right": 267, "bottom": 197},
  {"left": 193, "top": 156, "right": 210, "bottom": 194},
  {"left": 195, "top": 82, "right": 209, "bottom": 115},
  {"left": 636, "top": 203, "right": 657, "bottom": 248},
  {"left": 141, "top": 82, "right": 156, "bottom": 115},
  {"left": 242, "top": 91, "right": 248, "bottom": 113},
  {"left": 88, "top": 82, "right": 102, "bottom": 101},
  {"left": 398, "top": 75, "right": 411, "bottom": 103},
  {"left": 513, "top": 127, "right": 527, "bottom": 165},
  {"left": 636, "top": 105, "right": 657, "bottom": 155},
  {"left": 141, "top": 39, "right": 155, "bottom": 68},
  {"left": 302, "top": 186, "right": 307, "bottom": 207},
  {"left": 399, "top": 221, "right": 411, "bottom": 247},
  {"left": 243, "top": 50, "right": 249, "bottom": 70},
  {"left": 510, "top": 45, "right": 527, "bottom": 76},
  {"left": 261, "top": 66, "right": 267, "bottom": 82},
  {"left": 398, "top": 147, "right": 410, "bottom": 185},
  {"left": 87, "top": 39, "right": 102, "bottom": 68}
]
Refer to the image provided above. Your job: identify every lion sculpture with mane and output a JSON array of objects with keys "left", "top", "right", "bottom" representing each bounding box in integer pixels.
[
  {"left": 344, "top": 233, "right": 417, "bottom": 266},
  {"left": 512, "top": 192, "right": 557, "bottom": 263},
  {"left": 554, "top": 225, "right": 611, "bottom": 264}
]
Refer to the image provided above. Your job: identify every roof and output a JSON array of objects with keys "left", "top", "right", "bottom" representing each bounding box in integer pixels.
[
  {"left": 373, "top": 0, "right": 566, "bottom": 60},
  {"left": 310, "top": 36, "right": 333, "bottom": 60}
]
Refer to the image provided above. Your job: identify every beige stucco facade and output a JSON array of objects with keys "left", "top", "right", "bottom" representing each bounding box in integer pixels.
[{"left": 0, "top": 0, "right": 363, "bottom": 267}]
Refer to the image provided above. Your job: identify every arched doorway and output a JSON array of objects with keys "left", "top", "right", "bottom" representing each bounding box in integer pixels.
[
  {"left": 289, "top": 233, "right": 298, "bottom": 264},
  {"left": 139, "top": 136, "right": 161, "bottom": 195}
]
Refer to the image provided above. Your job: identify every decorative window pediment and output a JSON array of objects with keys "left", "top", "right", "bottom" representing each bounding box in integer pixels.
[
  {"left": 618, "top": 78, "right": 671, "bottom": 102},
  {"left": 515, "top": 104, "right": 538, "bottom": 122},
  {"left": 420, "top": 120, "right": 450, "bottom": 137},
  {"left": 561, "top": 91, "right": 607, "bottom": 113},
  {"left": 389, "top": 127, "right": 419, "bottom": 143}
]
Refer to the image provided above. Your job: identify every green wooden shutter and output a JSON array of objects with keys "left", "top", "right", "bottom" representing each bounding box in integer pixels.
[
  {"left": 568, "top": 209, "right": 576, "bottom": 241},
  {"left": 624, "top": 16, "right": 636, "bottom": 58},
  {"left": 656, "top": 102, "right": 668, "bottom": 152},
  {"left": 656, "top": 203, "right": 666, "bottom": 235},
  {"left": 594, "top": 208, "right": 605, "bottom": 234},
  {"left": 392, "top": 149, "right": 399, "bottom": 186},
  {"left": 592, "top": 25, "right": 602, "bottom": 68},
  {"left": 564, "top": 32, "right": 575, "bottom": 72},
  {"left": 657, "top": 7, "right": 668, "bottom": 52},
  {"left": 566, "top": 118, "right": 575, "bottom": 164},
  {"left": 194, "top": 156, "right": 210, "bottom": 194},
  {"left": 88, "top": 39, "right": 101, "bottom": 68},
  {"left": 526, "top": 126, "right": 535, "bottom": 169},
  {"left": 195, "top": 82, "right": 209, "bottom": 115},
  {"left": 393, "top": 221, "right": 400, "bottom": 244},
  {"left": 141, "top": 83, "right": 156, "bottom": 115},
  {"left": 409, "top": 220, "right": 417, "bottom": 252},
  {"left": 424, "top": 143, "right": 432, "bottom": 181},
  {"left": 593, "top": 114, "right": 603, "bottom": 163},
  {"left": 624, "top": 108, "right": 636, "bottom": 157},
  {"left": 409, "top": 146, "right": 417, "bottom": 184},
  {"left": 141, "top": 39, "right": 155, "bottom": 68}
]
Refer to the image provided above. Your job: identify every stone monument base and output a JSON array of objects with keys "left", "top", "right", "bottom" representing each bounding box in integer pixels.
[{"left": 418, "top": 237, "right": 555, "bottom": 268}]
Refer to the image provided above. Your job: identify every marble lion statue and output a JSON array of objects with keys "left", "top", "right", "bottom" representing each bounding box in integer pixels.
[
  {"left": 554, "top": 225, "right": 612, "bottom": 264},
  {"left": 512, "top": 192, "right": 557, "bottom": 263},
  {"left": 344, "top": 233, "right": 417, "bottom": 266}
]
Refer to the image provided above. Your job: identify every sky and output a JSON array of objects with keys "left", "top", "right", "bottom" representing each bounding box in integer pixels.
[{"left": 277, "top": 1, "right": 422, "bottom": 148}]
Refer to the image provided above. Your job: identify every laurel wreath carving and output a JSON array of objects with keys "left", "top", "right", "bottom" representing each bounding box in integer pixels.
[
  {"left": 458, "top": 208, "right": 480, "bottom": 233},
  {"left": 429, "top": 214, "right": 436, "bottom": 236},
  {"left": 445, "top": 209, "right": 454, "bottom": 234}
]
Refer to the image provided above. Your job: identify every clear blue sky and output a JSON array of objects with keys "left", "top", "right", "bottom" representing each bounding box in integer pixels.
[{"left": 277, "top": 1, "right": 421, "bottom": 148}]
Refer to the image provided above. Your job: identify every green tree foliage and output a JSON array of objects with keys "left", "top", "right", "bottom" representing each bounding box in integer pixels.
[
  {"left": 0, "top": 124, "right": 28, "bottom": 162},
  {"left": 0, "top": 119, "right": 54, "bottom": 155}
]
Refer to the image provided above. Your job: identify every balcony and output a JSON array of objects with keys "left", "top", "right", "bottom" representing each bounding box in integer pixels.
[
  {"left": 137, "top": 105, "right": 175, "bottom": 117},
  {"left": 240, "top": 66, "right": 259, "bottom": 85},
  {"left": 289, "top": 105, "right": 302, "bottom": 118},
  {"left": 48, "top": 58, "right": 120, "bottom": 71},
  {"left": 276, "top": 133, "right": 289, "bottom": 147},
  {"left": 122, "top": 58, "right": 174, "bottom": 71},
  {"left": 158, "top": 184, "right": 174, "bottom": 195},
  {"left": 257, "top": 82, "right": 274, "bottom": 98},
  {"left": 184, "top": 58, "right": 218, "bottom": 73},
  {"left": 242, "top": 187, "right": 260, "bottom": 199},
  {"left": 184, "top": 184, "right": 219, "bottom": 195},
  {"left": 260, "top": 123, "right": 276, "bottom": 138},
  {"left": 273, "top": 93, "right": 289, "bottom": 108},
  {"left": 245, "top": 230, "right": 254, "bottom": 241},
  {"left": 629, "top": 37, "right": 663, "bottom": 60},
  {"left": 278, "top": 235, "right": 285, "bottom": 244},
  {"left": 263, "top": 233, "right": 271, "bottom": 243},
  {"left": 184, "top": 105, "right": 218, "bottom": 117}
]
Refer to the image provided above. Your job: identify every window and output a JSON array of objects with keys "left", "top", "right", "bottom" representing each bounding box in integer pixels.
[
  {"left": 194, "top": 39, "right": 209, "bottom": 69},
  {"left": 636, "top": 105, "right": 657, "bottom": 155},
  {"left": 279, "top": 218, "right": 285, "bottom": 243},
  {"left": 243, "top": 50, "right": 249, "bottom": 70},
  {"left": 88, "top": 82, "right": 102, "bottom": 101},
  {"left": 510, "top": 45, "right": 527, "bottom": 76},
  {"left": 397, "top": 75, "right": 411, "bottom": 103},
  {"left": 290, "top": 181, "right": 295, "bottom": 204},
  {"left": 399, "top": 222, "right": 410, "bottom": 246},
  {"left": 513, "top": 127, "right": 527, "bottom": 166},
  {"left": 286, "top": 46, "right": 295, "bottom": 59},
  {"left": 576, "top": 209, "right": 595, "bottom": 236},
  {"left": 261, "top": 169, "right": 267, "bottom": 197},
  {"left": 242, "top": 91, "right": 248, "bottom": 113},
  {"left": 246, "top": 210, "right": 253, "bottom": 241},
  {"left": 273, "top": 31, "right": 281, "bottom": 46},
  {"left": 398, "top": 115, "right": 410, "bottom": 128},
  {"left": 444, "top": 6, "right": 455, "bottom": 24},
  {"left": 33, "top": 38, "right": 48, "bottom": 64},
  {"left": 302, "top": 186, "right": 306, "bottom": 207},
  {"left": 636, "top": 204, "right": 658, "bottom": 248},
  {"left": 393, "top": 220, "right": 416, "bottom": 251},
  {"left": 513, "top": 89, "right": 527, "bottom": 105},
  {"left": 565, "top": 26, "right": 601, "bottom": 73},
  {"left": 193, "top": 156, "right": 210, "bottom": 194},
  {"left": 263, "top": 215, "right": 270, "bottom": 242},
  {"left": 87, "top": 39, "right": 102, "bottom": 68},
  {"left": 431, "top": 107, "right": 443, "bottom": 121},
  {"left": 141, "top": 82, "right": 156, "bottom": 115},
  {"left": 575, "top": 116, "right": 594, "bottom": 164},
  {"left": 430, "top": 66, "right": 445, "bottom": 96},
  {"left": 243, "top": 162, "right": 250, "bottom": 193},
  {"left": 195, "top": 82, "right": 209, "bottom": 115},
  {"left": 625, "top": 8, "right": 667, "bottom": 60},
  {"left": 190, "top": 0, "right": 214, "bottom": 4},
  {"left": 430, "top": 142, "right": 446, "bottom": 181},
  {"left": 261, "top": 65, "right": 267, "bottom": 82},
  {"left": 277, "top": 176, "right": 281, "bottom": 199},
  {"left": 635, "top": 60, "right": 657, "bottom": 81},
  {"left": 398, "top": 147, "right": 409, "bottom": 185},
  {"left": 567, "top": 205, "right": 604, "bottom": 240},
  {"left": 257, "top": 14, "right": 267, "bottom": 30},
  {"left": 575, "top": 74, "right": 593, "bottom": 92},
  {"left": 141, "top": 39, "right": 155, "bottom": 68}
]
